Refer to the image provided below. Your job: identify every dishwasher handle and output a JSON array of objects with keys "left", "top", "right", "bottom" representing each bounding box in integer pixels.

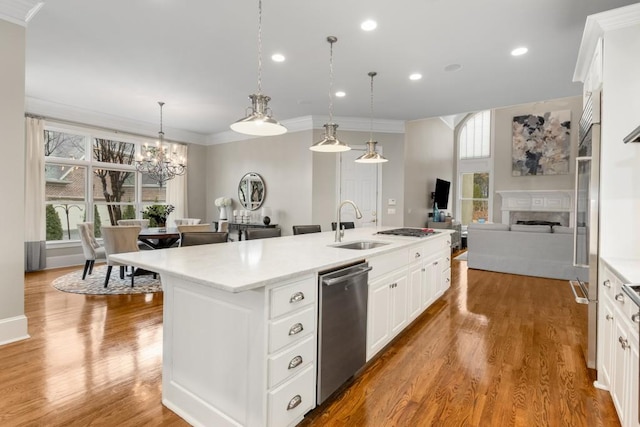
[{"left": 323, "top": 266, "right": 373, "bottom": 286}]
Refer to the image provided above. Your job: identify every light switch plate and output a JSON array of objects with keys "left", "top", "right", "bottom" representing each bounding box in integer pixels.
[
  {"left": 388, "top": 198, "right": 396, "bottom": 206},
  {"left": 387, "top": 208, "right": 396, "bottom": 215}
]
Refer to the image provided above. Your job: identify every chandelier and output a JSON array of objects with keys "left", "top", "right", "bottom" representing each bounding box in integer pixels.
[
  {"left": 135, "top": 101, "right": 186, "bottom": 185},
  {"left": 355, "top": 71, "right": 388, "bottom": 163},
  {"left": 230, "top": 0, "right": 287, "bottom": 136},
  {"left": 310, "top": 36, "right": 350, "bottom": 152}
]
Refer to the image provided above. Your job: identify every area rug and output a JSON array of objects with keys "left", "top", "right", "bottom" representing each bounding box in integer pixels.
[
  {"left": 454, "top": 251, "right": 468, "bottom": 261},
  {"left": 52, "top": 265, "right": 162, "bottom": 295}
]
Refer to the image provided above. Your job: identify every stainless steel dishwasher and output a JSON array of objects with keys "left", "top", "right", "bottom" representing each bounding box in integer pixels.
[{"left": 317, "top": 261, "right": 371, "bottom": 405}]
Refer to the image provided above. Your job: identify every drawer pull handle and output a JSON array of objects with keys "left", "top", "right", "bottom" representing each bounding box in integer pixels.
[
  {"left": 288, "top": 323, "right": 304, "bottom": 336},
  {"left": 289, "top": 292, "right": 305, "bottom": 303},
  {"left": 287, "top": 395, "right": 302, "bottom": 411},
  {"left": 619, "top": 336, "right": 629, "bottom": 350},
  {"left": 615, "top": 293, "right": 625, "bottom": 303},
  {"left": 288, "top": 355, "right": 303, "bottom": 370},
  {"left": 415, "top": 252, "right": 421, "bottom": 258},
  {"left": 633, "top": 313, "right": 640, "bottom": 323},
  {"left": 603, "top": 279, "right": 611, "bottom": 288},
  {"left": 446, "top": 257, "right": 450, "bottom": 262},
  {"left": 606, "top": 314, "right": 613, "bottom": 321},
  {"left": 434, "top": 261, "right": 439, "bottom": 266}
]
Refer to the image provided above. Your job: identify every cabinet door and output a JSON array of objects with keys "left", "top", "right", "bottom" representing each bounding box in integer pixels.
[
  {"left": 612, "top": 319, "right": 629, "bottom": 424},
  {"left": 408, "top": 263, "right": 423, "bottom": 322},
  {"left": 390, "top": 273, "right": 408, "bottom": 337},
  {"left": 422, "top": 261, "right": 437, "bottom": 309},
  {"left": 629, "top": 340, "right": 640, "bottom": 427},
  {"left": 367, "top": 276, "right": 391, "bottom": 360},
  {"left": 600, "top": 299, "right": 614, "bottom": 389}
]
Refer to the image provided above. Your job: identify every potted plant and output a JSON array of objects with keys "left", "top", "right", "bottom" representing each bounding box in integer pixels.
[
  {"left": 142, "top": 204, "right": 175, "bottom": 228},
  {"left": 214, "top": 197, "right": 232, "bottom": 220}
]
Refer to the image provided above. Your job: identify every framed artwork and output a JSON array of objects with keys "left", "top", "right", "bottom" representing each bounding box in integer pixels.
[{"left": 512, "top": 110, "right": 571, "bottom": 176}]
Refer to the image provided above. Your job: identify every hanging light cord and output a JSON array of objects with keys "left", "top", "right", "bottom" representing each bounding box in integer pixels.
[
  {"left": 369, "top": 72, "right": 376, "bottom": 141},
  {"left": 256, "top": 0, "right": 263, "bottom": 95},
  {"left": 158, "top": 101, "right": 165, "bottom": 139},
  {"left": 327, "top": 37, "right": 336, "bottom": 123}
]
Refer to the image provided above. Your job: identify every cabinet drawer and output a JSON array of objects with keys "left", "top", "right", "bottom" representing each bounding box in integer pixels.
[
  {"left": 268, "top": 336, "right": 315, "bottom": 388},
  {"left": 268, "top": 364, "right": 315, "bottom": 427},
  {"left": 439, "top": 249, "right": 451, "bottom": 271},
  {"left": 408, "top": 245, "right": 426, "bottom": 263},
  {"left": 269, "top": 306, "right": 315, "bottom": 353},
  {"left": 369, "top": 250, "right": 407, "bottom": 279},
  {"left": 270, "top": 276, "right": 316, "bottom": 319},
  {"left": 601, "top": 265, "right": 615, "bottom": 300}
]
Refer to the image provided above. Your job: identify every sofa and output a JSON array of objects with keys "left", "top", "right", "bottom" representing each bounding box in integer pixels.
[{"left": 466, "top": 223, "right": 588, "bottom": 281}]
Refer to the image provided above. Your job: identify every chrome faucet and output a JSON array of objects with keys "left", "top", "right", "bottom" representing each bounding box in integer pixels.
[{"left": 335, "top": 200, "right": 363, "bottom": 242}]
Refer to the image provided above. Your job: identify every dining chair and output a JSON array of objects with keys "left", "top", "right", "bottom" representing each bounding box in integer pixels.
[
  {"left": 117, "top": 219, "right": 150, "bottom": 228},
  {"left": 180, "top": 232, "right": 228, "bottom": 247},
  {"left": 331, "top": 222, "right": 355, "bottom": 231},
  {"left": 77, "top": 222, "right": 105, "bottom": 280},
  {"left": 292, "top": 225, "right": 322, "bottom": 235},
  {"left": 245, "top": 228, "right": 281, "bottom": 240},
  {"left": 177, "top": 224, "right": 213, "bottom": 233},
  {"left": 174, "top": 218, "right": 202, "bottom": 226},
  {"left": 100, "top": 225, "right": 142, "bottom": 288}
]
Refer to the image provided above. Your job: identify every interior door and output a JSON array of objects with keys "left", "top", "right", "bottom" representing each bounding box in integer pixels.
[{"left": 340, "top": 147, "right": 380, "bottom": 227}]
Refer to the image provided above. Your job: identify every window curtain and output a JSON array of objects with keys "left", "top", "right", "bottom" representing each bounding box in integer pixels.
[
  {"left": 166, "top": 144, "right": 188, "bottom": 223},
  {"left": 24, "top": 117, "right": 46, "bottom": 272}
]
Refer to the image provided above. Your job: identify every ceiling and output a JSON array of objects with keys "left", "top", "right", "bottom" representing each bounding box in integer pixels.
[{"left": 19, "top": 0, "right": 640, "bottom": 142}]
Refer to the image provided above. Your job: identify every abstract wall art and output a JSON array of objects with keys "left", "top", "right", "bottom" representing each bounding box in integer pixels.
[{"left": 512, "top": 110, "right": 571, "bottom": 176}]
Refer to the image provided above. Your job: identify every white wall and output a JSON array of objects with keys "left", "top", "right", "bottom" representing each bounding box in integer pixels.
[
  {"left": 600, "top": 24, "right": 640, "bottom": 258},
  {"left": 404, "top": 118, "right": 454, "bottom": 227},
  {"left": 0, "top": 19, "right": 28, "bottom": 345},
  {"left": 491, "top": 96, "right": 582, "bottom": 223}
]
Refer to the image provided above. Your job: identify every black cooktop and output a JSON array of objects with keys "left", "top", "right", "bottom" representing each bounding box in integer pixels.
[{"left": 377, "top": 228, "right": 436, "bottom": 238}]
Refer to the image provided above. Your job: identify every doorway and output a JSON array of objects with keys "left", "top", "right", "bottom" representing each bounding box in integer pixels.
[{"left": 338, "top": 145, "right": 382, "bottom": 227}]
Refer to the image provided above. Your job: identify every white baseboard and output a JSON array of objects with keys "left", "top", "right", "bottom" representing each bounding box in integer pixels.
[
  {"left": 46, "top": 253, "right": 86, "bottom": 270},
  {"left": 0, "top": 315, "right": 29, "bottom": 346}
]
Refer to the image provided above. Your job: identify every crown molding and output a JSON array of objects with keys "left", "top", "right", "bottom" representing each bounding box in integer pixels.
[
  {"left": 573, "top": 3, "right": 640, "bottom": 82},
  {"left": 25, "top": 97, "right": 208, "bottom": 145},
  {"left": 0, "top": 0, "right": 43, "bottom": 26}
]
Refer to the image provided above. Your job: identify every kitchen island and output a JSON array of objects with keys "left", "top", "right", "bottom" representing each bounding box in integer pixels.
[{"left": 111, "top": 226, "right": 453, "bottom": 427}]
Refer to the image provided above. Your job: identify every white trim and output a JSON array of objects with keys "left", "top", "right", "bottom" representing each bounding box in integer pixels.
[
  {"left": 46, "top": 253, "right": 89, "bottom": 269},
  {"left": 0, "top": 0, "right": 42, "bottom": 27},
  {"left": 0, "top": 315, "right": 29, "bottom": 346},
  {"left": 495, "top": 190, "right": 574, "bottom": 226}
]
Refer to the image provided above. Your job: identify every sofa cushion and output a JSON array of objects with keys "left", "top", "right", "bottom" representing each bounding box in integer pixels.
[
  {"left": 510, "top": 224, "right": 551, "bottom": 233},
  {"left": 467, "top": 223, "right": 510, "bottom": 231},
  {"left": 553, "top": 226, "right": 574, "bottom": 234}
]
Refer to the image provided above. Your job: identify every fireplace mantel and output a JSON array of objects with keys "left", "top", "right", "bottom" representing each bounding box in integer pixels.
[{"left": 496, "top": 190, "right": 574, "bottom": 226}]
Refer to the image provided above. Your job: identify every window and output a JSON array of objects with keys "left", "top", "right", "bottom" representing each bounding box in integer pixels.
[
  {"left": 44, "top": 126, "right": 167, "bottom": 242},
  {"left": 457, "top": 111, "right": 493, "bottom": 226}
]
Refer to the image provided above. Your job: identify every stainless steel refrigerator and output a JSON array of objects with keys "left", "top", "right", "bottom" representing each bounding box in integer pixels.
[{"left": 572, "top": 89, "right": 601, "bottom": 370}]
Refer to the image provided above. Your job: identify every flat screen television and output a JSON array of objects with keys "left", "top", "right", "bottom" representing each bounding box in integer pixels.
[{"left": 434, "top": 178, "right": 450, "bottom": 209}]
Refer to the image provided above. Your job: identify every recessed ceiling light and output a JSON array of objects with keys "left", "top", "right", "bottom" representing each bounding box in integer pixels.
[
  {"left": 271, "top": 53, "right": 285, "bottom": 62},
  {"left": 335, "top": 91, "right": 346, "bottom": 98},
  {"left": 444, "top": 63, "right": 462, "bottom": 72},
  {"left": 511, "top": 47, "right": 528, "bottom": 56},
  {"left": 409, "top": 73, "right": 422, "bottom": 81},
  {"left": 361, "top": 20, "right": 377, "bottom": 31}
]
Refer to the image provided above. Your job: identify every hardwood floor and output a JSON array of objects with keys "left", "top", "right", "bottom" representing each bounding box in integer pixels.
[{"left": 3, "top": 259, "right": 619, "bottom": 426}]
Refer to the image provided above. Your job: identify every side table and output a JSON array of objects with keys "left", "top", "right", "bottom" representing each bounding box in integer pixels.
[{"left": 427, "top": 221, "right": 461, "bottom": 250}]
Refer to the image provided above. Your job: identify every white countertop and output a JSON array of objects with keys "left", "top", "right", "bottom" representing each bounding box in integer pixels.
[
  {"left": 110, "top": 226, "right": 452, "bottom": 293},
  {"left": 601, "top": 257, "right": 640, "bottom": 284}
]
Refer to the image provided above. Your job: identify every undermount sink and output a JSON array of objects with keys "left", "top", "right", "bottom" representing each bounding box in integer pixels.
[{"left": 330, "top": 240, "right": 390, "bottom": 250}]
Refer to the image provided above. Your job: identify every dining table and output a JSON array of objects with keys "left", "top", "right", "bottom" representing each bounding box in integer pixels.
[{"left": 138, "top": 227, "right": 180, "bottom": 249}]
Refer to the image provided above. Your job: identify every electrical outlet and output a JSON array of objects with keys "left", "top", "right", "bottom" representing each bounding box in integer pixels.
[{"left": 387, "top": 208, "right": 396, "bottom": 215}]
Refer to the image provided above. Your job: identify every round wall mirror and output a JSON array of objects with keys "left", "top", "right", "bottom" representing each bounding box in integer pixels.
[{"left": 238, "top": 172, "right": 266, "bottom": 210}]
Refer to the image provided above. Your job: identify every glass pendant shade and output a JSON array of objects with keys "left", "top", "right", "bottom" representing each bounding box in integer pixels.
[
  {"left": 355, "top": 140, "right": 388, "bottom": 163},
  {"left": 230, "top": 94, "right": 287, "bottom": 136},
  {"left": 310, "top": 123, "right": 350, "bottom": 152}
]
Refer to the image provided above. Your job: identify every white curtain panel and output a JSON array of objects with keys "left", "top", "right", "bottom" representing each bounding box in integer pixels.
[
  {"left": 166, "top": 143, "right": 188, "bottom": 222},
  {"left": 24, "top": 117, "right": 46, "bottom": 271}
]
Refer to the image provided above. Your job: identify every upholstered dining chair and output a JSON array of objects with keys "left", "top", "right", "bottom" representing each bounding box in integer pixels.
[
  {"left": 177, "top": 224, "right": 213, "bottom": 233},
  {"left": 174, "top": 218, "right": 202, "bottom": 226},
  {"left": 180, "top": 232, "right": 228, "bottom": 247},
  {"left": 100, "top": 225, "right": 141, "bottom": 288},
  {"left": 77, "top": 222, "right": 105, "bottom": 280},
  {"left": 331, "top": 222, "right": 355, "bottom": 231},
  {"left": 292, "top": 225, "right": 321, "bottom": 235},
  {"left": 117, "top": 219, "right": 150, "bottom": 228},
  {"left": 245, "top": 228, "right": 281, "bottom": 240}
]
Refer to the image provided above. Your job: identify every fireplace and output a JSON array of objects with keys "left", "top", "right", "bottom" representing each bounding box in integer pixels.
[{"left": 496, "top": 190, "right": 574, "bottom": 227}]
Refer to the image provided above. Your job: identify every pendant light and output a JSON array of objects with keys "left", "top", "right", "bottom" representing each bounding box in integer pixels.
[
  {"left": 230, "top": 0, "right": 287, "bottom": 136},
  {"left": 310, "top": 36, "right": 350, "bottom": 152},
  {"left": 356, "top": 71, "right": 388, "bottom": 163}
]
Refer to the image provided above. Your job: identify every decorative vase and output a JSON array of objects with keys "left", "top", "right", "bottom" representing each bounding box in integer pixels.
[{"left": 219, "top": 206, "right": 227, "bottom": 220}]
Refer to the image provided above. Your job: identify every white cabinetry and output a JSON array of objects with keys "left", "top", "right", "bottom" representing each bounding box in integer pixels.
[
  {"left": 599, "top": 261, "right": 640, "bottom": 427},
  {"left": 367, "top": 268, "right": 407, "bottom": 360}
]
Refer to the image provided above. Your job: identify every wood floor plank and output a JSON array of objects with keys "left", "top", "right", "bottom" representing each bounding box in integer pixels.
[{"left": 0, "top": 256, "right": 620, "bottom": 426}]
